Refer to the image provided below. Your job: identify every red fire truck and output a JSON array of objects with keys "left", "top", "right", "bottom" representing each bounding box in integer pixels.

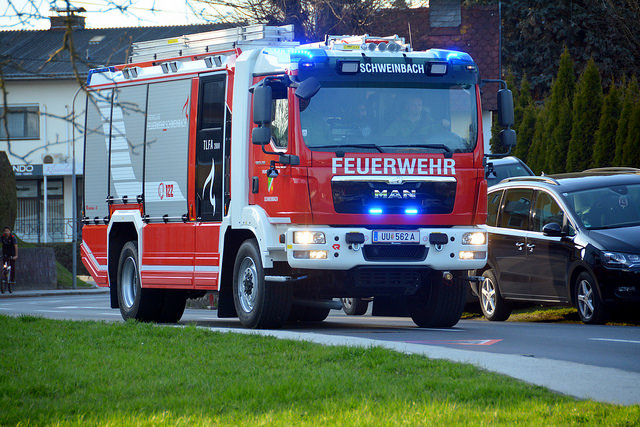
[{"left": 81, "top": 24, "right": 515, "bottom": 328}]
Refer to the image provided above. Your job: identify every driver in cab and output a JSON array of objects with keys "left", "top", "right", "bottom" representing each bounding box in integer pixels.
[{"left": 384, "top": 96, "right": 441, "bottom": 137}]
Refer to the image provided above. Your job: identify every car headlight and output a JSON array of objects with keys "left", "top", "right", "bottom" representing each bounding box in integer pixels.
[
  {"left": 602, "top": 251, "right": 640, "bottom": 267},
  {"left": 462, "top": 232, "right": 486, "bottom": 245},
  {"left": 293, "top": 231, "right": 326, "bottom": 245}
]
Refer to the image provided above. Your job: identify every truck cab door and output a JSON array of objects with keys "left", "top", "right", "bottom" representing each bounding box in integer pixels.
[{"left": 193, "top": 73, "right": 228, "bottom": 289}]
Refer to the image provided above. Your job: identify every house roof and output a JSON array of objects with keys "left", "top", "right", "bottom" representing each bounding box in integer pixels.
[
  {"left": 372, "top": 4, "right": 500, "bottom": 110},
  {"left": 1, "top": 3, "right": 499, "bottom": 107},
  {"left": 0, "top": 23, "right": 231, "bottom": 80}
]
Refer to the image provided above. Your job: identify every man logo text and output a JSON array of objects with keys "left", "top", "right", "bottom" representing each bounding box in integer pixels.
[{"left": 374, "top": 189, "right": 416, "bottom": 199}]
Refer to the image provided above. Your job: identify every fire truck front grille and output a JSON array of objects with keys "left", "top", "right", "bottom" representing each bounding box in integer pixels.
[
  {"left": 350, "top": 268, "right": 425, "bottom": 288},
  {"left": 331, "top": 180, "right": 456, "bottom": 214},
  {"left": 362, "top": 245, "right": 427, "bottom": 261}
]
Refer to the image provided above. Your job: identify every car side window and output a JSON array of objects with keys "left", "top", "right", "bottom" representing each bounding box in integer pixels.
[
  {"left": 487, "top": 190, "right": 503, "bottom": 227},
  {"left": 532, "top": 191, "right": 565, "bottom": 232},
  {"left": 500, "top": 189, "right": 533, "bottom": 230}
]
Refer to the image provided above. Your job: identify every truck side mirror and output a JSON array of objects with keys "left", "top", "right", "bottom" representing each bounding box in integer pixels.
[
  {"left": 253, "top": 85, "right": 273, "bottom": 125},
  {"left": 497, "top": 89, "right": 514, "bottom": 127},
  {"left": 499, "top": 128, "right": 517, "bottom": 148},
  {"left": 295, "top": 77, "right": 321, "bottom": 100},
  {"left": 252, "top": 127, "right": 271, "bottom": 145}
]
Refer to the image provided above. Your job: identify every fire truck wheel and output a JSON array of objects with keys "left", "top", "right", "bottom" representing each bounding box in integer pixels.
[
  {"left": 117, "top": 241, "right": 161, "bottom": 322},
  {"left": 289, "top": 304, "right": 330, "bottom": 322},
  {"left": 157, "top": 290, "right": 187, "bottom": 323},
  {"left": 407, "top": 271, "right": 467, "bottom": 328},
  {"left": 341, "top": 298, "right": 369, "bottom": 315},
  {"left": 232, "top": 239, "right": 292, "bottom": 329}
]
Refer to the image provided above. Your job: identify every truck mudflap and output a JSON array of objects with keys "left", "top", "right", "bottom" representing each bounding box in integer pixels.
[{"left": 283, "top": 226, "right": 487, "bottom": 271}]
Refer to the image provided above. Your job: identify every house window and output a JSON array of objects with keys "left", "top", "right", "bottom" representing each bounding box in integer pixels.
[{"left": 0, "top": 106, "right": 40, "bottom": 139}]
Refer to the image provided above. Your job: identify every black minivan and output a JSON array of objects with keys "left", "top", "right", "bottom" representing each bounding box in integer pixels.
[{"left": 471, "top": 168, "right": 640, "bottom": 324}]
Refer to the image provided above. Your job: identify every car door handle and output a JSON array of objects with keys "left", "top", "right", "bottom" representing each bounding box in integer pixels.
[
  {"left": 515, "top": 242, "right": 525, "bottom": 251},
  {"left": 526, "top": 243, "right": 535, "bottom": 252}
]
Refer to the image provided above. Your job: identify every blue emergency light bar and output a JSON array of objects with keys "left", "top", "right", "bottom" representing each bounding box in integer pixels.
[{"left": 86, "top": 66, "right": 117, "bottom": 85}]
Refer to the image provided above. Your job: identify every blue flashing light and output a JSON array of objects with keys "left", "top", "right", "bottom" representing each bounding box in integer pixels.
[
  {"left": 369, "top": 208, "right": 383, "bottom": 215},
  {"left": 404, "top": 208, "right": 419, "bottom": 215},
  {"left": 87, "top": 66, "right": 116, "bottom": 85},
  {"left": 263, "top": 47, "right": 328, "bottom": 66},
  {"left": 427, "top": 49, "right": 473, "bottom": 63}
]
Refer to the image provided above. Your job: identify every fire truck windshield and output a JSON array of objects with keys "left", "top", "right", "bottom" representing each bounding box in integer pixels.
[{"left": 299, "top": 83, "right": 478, "bottom": 154}]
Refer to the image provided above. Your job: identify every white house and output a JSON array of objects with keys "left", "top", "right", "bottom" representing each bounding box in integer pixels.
[{"left": 0, "top": 10, "right": 224, "bottom": 242}]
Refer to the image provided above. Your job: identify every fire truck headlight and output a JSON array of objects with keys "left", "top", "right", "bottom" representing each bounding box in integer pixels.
[
  {"left": 293, "top": 231, "right": 326, "bottom": 245},
  {"left": 462, "top": 232, "right": 486, "bottom": 245},
  {"left": 293, "top": 250, "right": 328, "bottom": 260},
  {"left": 459, "top": 251, "right": 486, "bottom": 260}
]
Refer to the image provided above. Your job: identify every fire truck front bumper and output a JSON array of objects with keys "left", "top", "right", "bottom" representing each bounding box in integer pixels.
[{"left": 285, "top": 226, "right": 487, "bottom": 270}]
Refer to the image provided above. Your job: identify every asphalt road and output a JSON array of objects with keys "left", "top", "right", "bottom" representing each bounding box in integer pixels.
[{"left": 2, "top": 292, "right": 640, "bottom": 405}]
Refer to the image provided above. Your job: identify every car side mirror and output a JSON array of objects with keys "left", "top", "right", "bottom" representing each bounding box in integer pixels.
[{"left": 542, "top": 222, "right": 563, "bottom": 237}]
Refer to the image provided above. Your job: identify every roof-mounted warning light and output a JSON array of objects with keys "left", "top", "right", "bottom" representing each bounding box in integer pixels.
[{"left": 325, "top": 34, "right": 409, "bottom": 52}]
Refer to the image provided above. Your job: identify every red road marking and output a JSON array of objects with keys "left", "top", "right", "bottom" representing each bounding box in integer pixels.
[{"left": 406, "top": 339, "right": 502, "bottom": 346}]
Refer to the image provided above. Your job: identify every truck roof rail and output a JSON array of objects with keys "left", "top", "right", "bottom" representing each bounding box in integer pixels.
[
  {"left": 500, "top": 176, "right": 560, "bottom": 185},
  {"left": 128, "top": 24, "right": 297, "bottom": 64}
]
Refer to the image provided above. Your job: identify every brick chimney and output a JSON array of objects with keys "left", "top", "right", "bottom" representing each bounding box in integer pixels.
[
  {"left": 49, "top": 6, "right": 86, "bottom": 31},
  {"left": 429, "top": 0, "right": 461, "bottom": 28}
]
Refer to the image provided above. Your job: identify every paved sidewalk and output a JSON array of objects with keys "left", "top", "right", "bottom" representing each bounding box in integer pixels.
[{"left": 0, "top": 287, "right": 109, "bottom": 299}]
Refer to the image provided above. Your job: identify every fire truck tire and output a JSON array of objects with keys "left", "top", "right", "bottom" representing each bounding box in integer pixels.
[
  {"left": 289, "top": 304, "right": 330, "bottom": 322},
  {"left": 407, "top": 272, "right": 466, "bottom": 328},
  {"left": 232, "top": 239, "right": 292, "bottom": 329},
  {"left": 341, "top": 298, "right": 369, "bottom": 315},
  {"left": 157, "top": 290, "right": 187, "bottom": 323},
  {"left": 117, "top": 241, "right": 161, "bottom": 322}
]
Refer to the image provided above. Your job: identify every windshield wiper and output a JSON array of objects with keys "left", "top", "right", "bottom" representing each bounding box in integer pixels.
[
  {"left": 380, "top": 144, "right": 453, "bottom": 158},
  {"left": 311, "top": 144, "right": 385, "bottom": 153}
]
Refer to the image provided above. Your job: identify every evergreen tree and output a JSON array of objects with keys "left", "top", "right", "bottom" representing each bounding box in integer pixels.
[
  {"left": 566, "top": 59, "right": 603, "bottom": 172},
  {"left": 622, "top": 101, "right": 640, "bottom": 167},
  {"left": 592, "top": 83, "right": 622, "bottom": 167},
  {"left": 527, "top": 105, "right": 548, "bottom": 174},
  {"left": 614, "top": 77, "right": 639, "bottom": 166},
  {"left": 489, "top": 114, "right": 505, "bottom": 154},
  {"left": 543, "top": 48, "right": 575, "bottom": 173},
  {"left": 512, "top": 73, "right": 530, "bottom": 137},
  {"left": 513, "top": 102, "right": 537, "bottom": 162}
]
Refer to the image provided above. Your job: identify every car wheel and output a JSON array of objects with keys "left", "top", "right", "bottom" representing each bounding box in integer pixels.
[
  {"left": 479, "top": 269, "right": 512, "bottom": 321},
  {"left": 575, "top": 271, "right": 607, "bottom": 324},
  {"left": 232, "top": 239, "right": 292, "bottom": 329},
  {"left": 341, "top": 297, "right": 369, "bottom": 315}
]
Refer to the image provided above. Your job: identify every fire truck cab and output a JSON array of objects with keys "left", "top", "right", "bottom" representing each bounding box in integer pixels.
[{"left": 81, "top": 25, "right": 514, "bottom": 328}]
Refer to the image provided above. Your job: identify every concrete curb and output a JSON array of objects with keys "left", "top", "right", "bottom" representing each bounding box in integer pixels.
[
  {"left": 203, "top": 327, "right": 640, "bottom": 406},
  {"left": 0, "top": 287, "right": 109, "bottom": 299}
]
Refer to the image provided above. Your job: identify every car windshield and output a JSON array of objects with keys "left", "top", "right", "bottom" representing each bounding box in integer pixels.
[
  {"left": 299, "top": 83, "right": 477, "bottom": 154},
  {"left": 564, "top": 183, "right": 640, "bottom": 229}
]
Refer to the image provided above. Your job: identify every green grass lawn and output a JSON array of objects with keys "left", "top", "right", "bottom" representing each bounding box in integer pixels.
[{"left": 0, "top": 316, "right": 638, "bottom": 425}]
